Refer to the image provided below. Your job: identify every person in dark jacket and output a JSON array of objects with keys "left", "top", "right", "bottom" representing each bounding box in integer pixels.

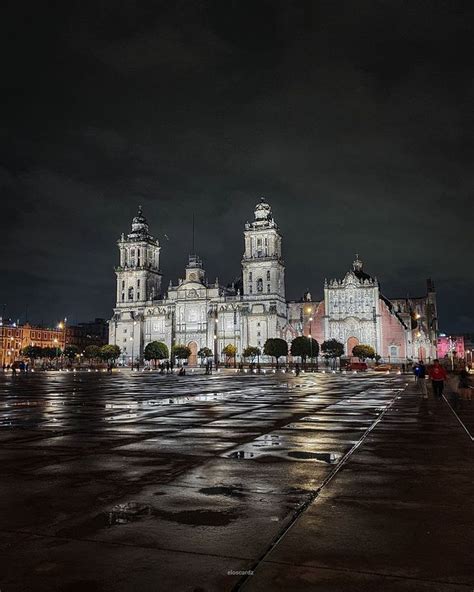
[
  {"left": 458, "top": 370, "right": 472, "bottom": 401},
  {"left": 417, "top": 361, "right": 428, "bottom": 398}
]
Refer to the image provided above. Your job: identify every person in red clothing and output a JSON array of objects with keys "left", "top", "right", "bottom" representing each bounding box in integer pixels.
[{"left": 429, "top": 359, "right": 448, "bottom": 398}]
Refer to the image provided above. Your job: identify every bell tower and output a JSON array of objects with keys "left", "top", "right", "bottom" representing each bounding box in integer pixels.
[
  {"left": 115, "top": 206, "right": 162, "bottom": 306},
  {"left": 241, "top": 197, "right": 285, "bottom": 300}
]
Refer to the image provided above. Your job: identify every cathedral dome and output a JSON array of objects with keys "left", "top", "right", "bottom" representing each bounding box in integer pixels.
[
  {"left": 254, "top": 197, "right": 272, "bottom": 221},
  {"left": 129, "top": 205, "right": 150, "bottom": 238}
]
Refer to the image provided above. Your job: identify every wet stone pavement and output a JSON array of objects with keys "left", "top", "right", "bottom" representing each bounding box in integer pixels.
[{"left": 0, "top": 370, "right": 473, "bottom": 591}]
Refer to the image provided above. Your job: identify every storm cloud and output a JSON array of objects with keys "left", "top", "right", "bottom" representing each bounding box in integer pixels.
[{"left": 1, "top": 1, "right": 473, "bottom": 331}]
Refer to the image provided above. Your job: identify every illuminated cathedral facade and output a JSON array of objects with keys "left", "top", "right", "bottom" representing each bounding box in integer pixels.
[{"left": 109, "top": 199, "right": 438, "bottom": 365}]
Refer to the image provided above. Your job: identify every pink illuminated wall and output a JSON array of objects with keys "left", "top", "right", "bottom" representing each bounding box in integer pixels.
[
  {"left": 380, "top": 302, "right": 407, "bottom": 360},
  {"left": 437, "top": 336, "right": 465, "bottom": 360},
  {"left": 303, "top": 301, "right": 325, "bottom": 346}
]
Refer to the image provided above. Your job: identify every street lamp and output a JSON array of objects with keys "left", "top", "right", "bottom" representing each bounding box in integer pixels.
[
  {"left": 304, "top": 307, "right": 313, "bottom": 371},
  {"left": 447, "top": 336, "right": 455, "bottom": 371},
  {"left": 53, "top": 338, "right": 59, "bottom": 368},
  {"left": 57, "top": 318, "right": 67, "bottom": 368},
  {"left": 466, "top": 349, "right": 472, "bottom": 369},
  {"left": 130, "top": 321, "right": 137, "bottom": 369},
  {"left": 9, "top": 336, "right": 14, "bottom": 364}
]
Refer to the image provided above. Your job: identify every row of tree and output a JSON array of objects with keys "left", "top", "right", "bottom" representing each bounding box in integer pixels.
[
  {"left": 142, "top": 338, "right": 379, "bottom": 367},
  {"left": 21, "top": 344, "right": 122, "bottom": 364},
  {"left": 21, "top": 339, "right": 379, "bottom": 368}
]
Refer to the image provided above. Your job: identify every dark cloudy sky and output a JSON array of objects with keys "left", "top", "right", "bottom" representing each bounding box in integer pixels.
[{"left": 1, "top": 1, "right": 473, "bottom": 332}]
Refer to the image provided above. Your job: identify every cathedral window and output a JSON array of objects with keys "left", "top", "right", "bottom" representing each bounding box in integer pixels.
[
  {"left": 267, "top": 284, "right": 270, "bottom": 292},
  {"left": 122, "top": 280, "right": 125, "bottom": 289},
  {"left": 121, "top": 292, "right": 125, "bottom": 302},
  {"left": 128, "top": 287, "right": 134, "bottom": 300},
  {"left": 249, "top": 272, "right": 252, "bottom": 281},
  {"left": 257, "top": 278, "right": 263, "bottom": 292},
  {"left": 266, "top": 270, "right": 270, "bottom": 281},
  {"left": 249, "top": 285, "right": 253, "bottom": 294},
  {"left": 137, "top": 292, "right": 140, "bottom": 300}
]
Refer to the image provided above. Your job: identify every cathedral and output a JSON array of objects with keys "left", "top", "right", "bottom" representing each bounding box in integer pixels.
[{"left": 109, "top": 199, "right": 438, "bottom": 365}]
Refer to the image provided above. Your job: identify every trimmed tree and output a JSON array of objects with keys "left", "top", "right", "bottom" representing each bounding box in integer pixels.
[
  {"left": 291, "top": 336, "right": 319, "bottom": 366},
  {"left": 100, "top": 344, "right": 121, "bottom": 364},
  {"left": 197, "top": 347, "right": 212, "bottom": 364},
  {"left": 263, "top": 338, "right": 288, "bottom": 368},
  {"left": 172, "top": 344, "right": 191, "bottom": 365},
  {"left": 321, "top": 339, "right": 344, "bottom": 369},
  {"left": 21, "top": 345, "right": 42, "bottom": 368},
  {"left": 144, "top": 341, "right": 169, "bottom": 368},
  {"left": 43, "top": 346, "right": 60, "bottom": 359},
  {"left": 243, "top": 346, "right": 260, "bottom": 363},
  {"left": 352, "top": 344, "right": 376, "bottom": 362},
  {"left": 84, "top": 345, "right": 101, "bottom": 366},
  {"left": 64, "top": 344, "right": 80, "bottom": 364},
  {"left": 222, "top": 344, "right": 237, "bottom": 367}
]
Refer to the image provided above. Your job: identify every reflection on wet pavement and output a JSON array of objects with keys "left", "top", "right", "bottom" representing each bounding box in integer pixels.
[{"left": 0, "top": 370, "right": 406, "bottom": 590}]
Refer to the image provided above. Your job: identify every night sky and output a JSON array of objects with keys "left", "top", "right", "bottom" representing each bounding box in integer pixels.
[{"left": 1, "top": 1, "right": 473, "bottom": 332}]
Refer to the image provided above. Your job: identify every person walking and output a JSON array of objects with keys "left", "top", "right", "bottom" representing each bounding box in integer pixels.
[
  {"left": 458, "top": 369, "right": 472, "bottom": 401},
  {"left": 417, "top": 360, "right": 428, "bottom": 399},
  {"left": 429, "top": 359, "right": 448, "bottom": 399},
  {"left": 413, "top": 361, "right": 420, "bottom": 383}
]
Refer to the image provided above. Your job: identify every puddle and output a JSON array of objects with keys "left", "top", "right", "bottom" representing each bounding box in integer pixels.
[
  {"left": 153, "top": 508, "right": 238, "bottom": 526},
  {"left": 287, "top": 451, "right": 339, "bottom": 463},
  {"left": 224, "top": 448, "right": 341, "bottom": 463},
  {"left": 56, "top": 502, "right": 152, "bottom": 538},
  {"left": 107, "top": 502, "right": 152, "bottom": 524},
  {"left": 227, "top": 450, "right": 256, "bottom": 459},
  {"left": 199, "top": 485, "right": 246, "bottom": 498}
]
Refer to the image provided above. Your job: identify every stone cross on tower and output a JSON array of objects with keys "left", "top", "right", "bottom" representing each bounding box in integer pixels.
[{"left": 353, "top": 253, "right": 363, "bottom": 272}]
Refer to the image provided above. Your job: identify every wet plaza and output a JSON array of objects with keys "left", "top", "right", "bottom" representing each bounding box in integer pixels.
[{"left": 0, "top": 370, "right": 473, "bottom": 591}]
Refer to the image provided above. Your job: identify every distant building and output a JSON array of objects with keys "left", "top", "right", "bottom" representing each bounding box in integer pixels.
[
  {"left": 0, "top": 323, "right": 23, "bottom": 366},
  {"left": 437, "top": 335, "right": 465, "bottom": 361},
  {"left": 0, "top": 323, "right": 64, "bottom": 366},
  {"left": 0, "top": 318, "right": 108, "bottom": 366},
  {"left": 287, "top": 259, "right": 438, "bottom": 363},
  {"left": 66, "top": 318, "right": 108, "bottom": 351},
  {"left": 109, "top": 200, "right": 438, "bottom": 365}
]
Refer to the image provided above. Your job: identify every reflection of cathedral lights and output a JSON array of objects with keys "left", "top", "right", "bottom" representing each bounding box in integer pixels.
[{"left": 109, "top": 199, "right": 438, "bottom": 365}]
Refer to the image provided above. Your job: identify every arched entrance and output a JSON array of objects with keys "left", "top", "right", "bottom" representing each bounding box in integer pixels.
[
  {"left": 347, "top": 336, "right": 359, "bottom": 357},
  {"left": 187, "top": 341, "right": 198, "bottom": 366}
]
